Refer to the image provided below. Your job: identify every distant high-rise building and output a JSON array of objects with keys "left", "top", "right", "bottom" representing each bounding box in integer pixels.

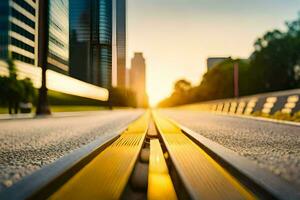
[
  {"left": 126, "top": 67, "right": 130, "bottom": 88},
  {"left": 207, "top": 57, "right": 230, "bottom": 71},
  {"left": 69, "top": 0, "right": 112, "bottom": 88},
  {"left": 99, "top": 0, "right": 113, "bottom": 88},
  {"left": 130, "top": 52, "right": 148, "bottom": 107},
  {"left": 115, "top": 0, "right": 126, "bottom": 88},
  {"left": 45, "top": 0, "right": 69, "bottom": 74},
  {"left": 0, "top": 0, "right": 39, "bottom": 66}
]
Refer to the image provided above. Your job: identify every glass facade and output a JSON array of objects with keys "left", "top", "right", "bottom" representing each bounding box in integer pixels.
[
  {"left": 70, "top": 0, "right": 92, "bottom": 83},
  {"left": 69, "top": 0, "right": 91, "bottom": 42},
  {"left": 48, "top": 0, "right": 69, "bottom": 74},
  {"left": 116, "top": 0, "right": 126, "bottom": 87},
  {"left": 99, "top": 0, "right": 112, "bottom": 88},
  {"left": 0, "top": 0, "right": 38, "bottom": 65},
  {"left": 69, "top": 0, "right": 112, "bottom": 88},
  {"left": 0, "top": 1, "right": 9, "bottom": 59}
]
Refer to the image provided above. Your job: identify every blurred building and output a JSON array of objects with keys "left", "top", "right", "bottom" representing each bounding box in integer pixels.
[
  {"left": 115, "top": 0, "right": 127, "bottom": 88},
  {"left": 0, "top": 0, "right": 109, "bottom": 102},
  {"left": 0, "top": 0, "right": 39, "bottom": 66},
  {"left": 69, "top": 0, "right": 113, "bottom": 88},
  {"left": 130, "top": 52, "right": 148, "bottom": 108},
  {"left": 0, "top": 0, "right": 69, "bottom": 75},
  {"left": 45, "top": 0, "right": 69, "bottom": 75},
  {"left": 99, "top": 0, "right": 113, "bottom": 88},
  {"left": 126, "top": 67, "right": 130, "bottom": 88},
  {"left": 207, "top": 57, "right": 230, "bottom": 71}
]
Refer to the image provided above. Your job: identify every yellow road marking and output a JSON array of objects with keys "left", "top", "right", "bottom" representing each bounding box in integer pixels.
[
  {"left": 49, "top": 112, "right": 149, "bottom": 200},
  {"left": 153, "top": 111, "right": 256, "bottom": 200},
  {"left": 148, "top": 139, "right": 177, "bottom": 200}
]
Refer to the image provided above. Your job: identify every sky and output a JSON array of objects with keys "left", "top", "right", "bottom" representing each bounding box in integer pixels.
[{"left": 127, "top": 0, "right": 300, "bottom": 106}]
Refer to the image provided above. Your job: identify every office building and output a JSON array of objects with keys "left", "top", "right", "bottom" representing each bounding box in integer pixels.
[
  {"left": 99, "top": 0, "right": 113, "bottom": 88},
  {"left": 69, "top": 0, "right": 92, "bottom": 83},
  {"left": 0, "top": 0, "right": 69, "bottom": 75},
  {"left": 69, "top": 0, "right": 112, "bottom": 88},
  {"left": 207, "top": 57, "right": 229, "bottom": 71},
  {"left": 0, "top": 0, "right": 109, "bottom": 102},
  {"left": 0, "top": 0, "right": 39, "bottom": 66},
  {"left": 115, "top": 0, "right": 126, "bottom": 88},
  {"left": 46, "top": 0, "right": 69, "bottom": 74},
  {"left": 130, "top": 52, "right": 148, "bottom": 107},
  {"left": 126, "top": 67, "right": 130, "bottom": 88}
]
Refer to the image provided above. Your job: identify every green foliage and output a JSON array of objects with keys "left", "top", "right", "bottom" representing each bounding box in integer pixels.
[
  {"left": 0, "top": 58, "right": 35, "bottom": 113},
  {"left": 20, "top": 78, "right": 35, "bottom": 102},
  {"left": 250, "top": 16, "right": 300, "bottom": 91},
  {"left": 159, "top": 13, "right": 300, "bottom": 107},
  {"left": 7, "top": 58, "right": 17, "bottom": 79},
  {"left": 47, "top": 90, "right": 104, "bottom": 106}
]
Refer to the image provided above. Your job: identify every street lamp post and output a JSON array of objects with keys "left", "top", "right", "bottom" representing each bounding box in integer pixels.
[{"left": 36, "top": 0, "right": 51, "bottom": 115}]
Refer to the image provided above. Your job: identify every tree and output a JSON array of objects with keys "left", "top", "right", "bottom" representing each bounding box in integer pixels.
[
  {"left": 109, "top": 87, "right": 137, "bottom": 108},
  {"left": 158, "top": 12, "right": 300, "bottom": 108},
  {"left": 20, "top": 78, "right": 35, "bottom": 102},
  {"left": 250, "top": 14, "right": 300, "bottom": 92},
  {"left": 0, "top": 58, "right": 35, "bottom": 114},
  {"left": 174, "top": 79, "right": 192, "bottom": 93}
]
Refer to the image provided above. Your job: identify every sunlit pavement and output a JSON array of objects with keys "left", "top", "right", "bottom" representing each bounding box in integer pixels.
[
  {"left": 1, "top": 109, "right": 300, "bottom": 193},
  {"left": 0, "top": 110, "right": 143, "bottom": 191},
  {"left": 159, "top": 109, "right": 300, "bottom": 190}
]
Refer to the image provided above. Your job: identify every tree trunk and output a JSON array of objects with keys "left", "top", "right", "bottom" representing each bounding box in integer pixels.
[
  {"left": 14, "top": 102, "right": 18, "bottom": 114},
  {"left": 8, "top": 102, "right": 12, "bottom": 114}
]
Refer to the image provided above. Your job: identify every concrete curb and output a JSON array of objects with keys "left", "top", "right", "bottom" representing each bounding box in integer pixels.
[
  {"left": 0, "top": 113, "right": 142, "bottom": 200},
  {"left": 177, "top": 122, "right": 300, "bottom": 200}
]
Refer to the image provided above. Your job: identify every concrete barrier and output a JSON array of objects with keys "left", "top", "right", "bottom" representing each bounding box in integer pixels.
[{"left": 181, "top": 89, "right": 300, "bottom": 116}]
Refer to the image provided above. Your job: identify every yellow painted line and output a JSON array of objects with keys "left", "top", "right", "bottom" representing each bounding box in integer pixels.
[
  {"left": 148, "top": 139, "right": 177, "bottom": 200},
  {"left": 49, "top": 112, "right": 150, "bottom": 200},
  {"left": 153, "top": 111, "right": 256, "bottom": 200}
]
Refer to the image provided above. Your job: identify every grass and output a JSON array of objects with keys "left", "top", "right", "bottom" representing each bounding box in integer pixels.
[
  {"left": 48, "top": 90, "right": 106, "bottom": 106},
  {"left": 0, "top": 105, "right": 108, "bottom": 114},
  {"left": 0, "top": 89, "right": 110, "bottom": 114},
  {"left": 50, "top": 105, "right": 107, "bottom": 112},
  {"left": 0, "top": 107, "right": 7, "bottom": 114}
]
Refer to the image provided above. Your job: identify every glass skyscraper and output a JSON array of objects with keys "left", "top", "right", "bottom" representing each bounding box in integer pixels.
[
  {"left": 116, "top": 0, "right": 127, "bottom": 88},
  {"left": 70, "top": 0, "right": 112, "bottom": 88},
  {"left": 0, "top": 0, "right": 39, "bottom": 66},
  {"left": 47, "top": 0, "right": 69, "bottom": 74},
  {"left": 99, "top": 0, "right": 112, "bottom": 88},
  {"left": 69, "top": 0, "right": 92, "bottom": 83}
]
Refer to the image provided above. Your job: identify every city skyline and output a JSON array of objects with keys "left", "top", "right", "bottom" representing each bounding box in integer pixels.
[
  {"left": 115, "top": 0, "right": 127, "bottom": 88},
  {"left": 128, "top": 0, "right": 300, "bottom": 106}
]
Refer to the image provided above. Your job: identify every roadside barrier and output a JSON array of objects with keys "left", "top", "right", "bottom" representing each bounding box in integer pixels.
[{"left": 179, "top": 89, "right": 300, "bottom": 116}]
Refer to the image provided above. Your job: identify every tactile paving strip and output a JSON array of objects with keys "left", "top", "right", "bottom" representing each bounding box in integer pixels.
[
  {"left": 49, "top": 113, "right": 149, "bottom": 200},
  {"left": 153, "top": 112, "right": 255, "bottom": 200}
]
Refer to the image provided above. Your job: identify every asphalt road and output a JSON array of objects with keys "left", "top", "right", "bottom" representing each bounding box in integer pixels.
[
  {"left": 0, "top": 110, "right": 143, "bottom": 191},
  {"left": 159, "top": 109, "right": 300, "bottom": 190}
]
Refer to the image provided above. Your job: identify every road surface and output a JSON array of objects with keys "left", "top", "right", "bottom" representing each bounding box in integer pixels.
[
  {"left": 1, "top": 109, "right": 300, "bottom": 192},
  {"left": 159, "top": 109, "right": 300, "bottom": 190},
  {"left": 0, "top": 110, "right": 143, "bottom": 191}
]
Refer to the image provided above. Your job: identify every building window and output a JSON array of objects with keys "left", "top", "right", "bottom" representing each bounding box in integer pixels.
[
  {"left": 11, "top": 37, "right": 34, "bottom": 53},
  {"left": 11, "top": 23, "right": 35, "bottom": 41},
  {"left": 12, "top": 0, "right": 35, "bottom": 16},
  {"left": 11, "top": 8, "right": 35, "bottom": 29},
  {"left": 11, "top": 51, "right": 34, "bottom": 64}
]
